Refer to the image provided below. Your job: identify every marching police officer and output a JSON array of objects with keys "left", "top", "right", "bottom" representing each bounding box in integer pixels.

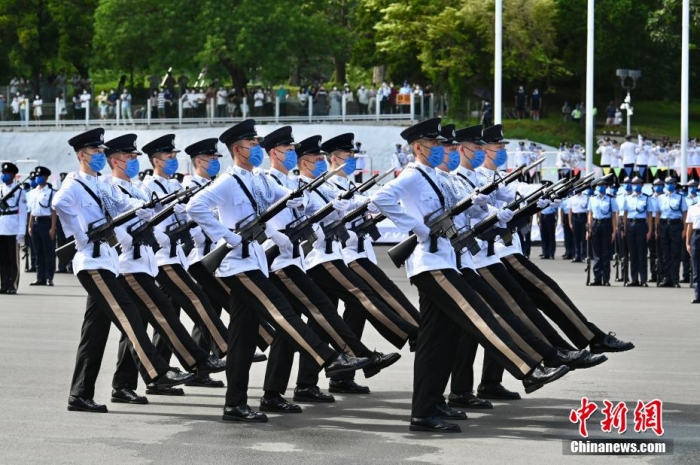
[
  {"left": 0, "top": 162, "right": 27, "bottom": 294},
  {"left": 27, "top": 166, "right": 57, "bottom": 286},
  {"left": 586, "top": 179, "right": 618, "bottom": 286},
  {"left": 656, "top": 176, "right": 687, "bottom": 287}
]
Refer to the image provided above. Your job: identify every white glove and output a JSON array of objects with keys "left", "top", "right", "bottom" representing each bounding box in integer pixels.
[
  {"left": 223, "top": 231, "right": 242, "bottom": 248},
  {"left": 551, "top": 198, "right": 563, "bottom": 208},
  {"left": 413, "top": 224, "right": 431, "bottom": 243},
  {"left": 173, "top": 203, "right": 187, "bottom": 214},
  {"left": 16, "top": 234, "right": 24, "bottom": 244},
  {"left": 286, "top": 196, "right": 304, "bottom": 209},
  {"left": 154, "top": 229, "right": 170, "bottom": 249},
  {"left": 536, "top": 198, "right": 551, "bottom": 209},
  {"left": 367, "top": 202, "right": 380, "bottom": 214},
  {"left": 496, "top": 209, "right": 515, "bottom": 223},
  {"left": 345, "top": 230, "right": 358, "bottom": 248},
  {"left": 268, "top": 229, "right": 293, "bottom": 256},
  {"left": 136, "top": 207, "right": 153, "bottom": 220},
  {"left": 332, "top": 198, "right": 351, "bottom": 213},
  {"left": 471, "top": 193, "right": 489, "bottom": 207}
]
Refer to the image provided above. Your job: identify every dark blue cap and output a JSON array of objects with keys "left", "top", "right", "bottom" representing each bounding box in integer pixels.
[
  {"left": 261, "top": 126, "right": 297, "bottom": 152},
  {"left": 142, "top": 134, "right": 180, "bottom": 156},
  {"left": 440, "top": 124, "right": 457, "bottom": 144},
  {"left": 482, "top": 124, "right": 510, "bottom": 144},
  {"left": 185, "top": 138, "right": 222, "bottom": 157},
  {"left": 105, "top": 134, "right": 140, "bottom": 156},
  {"left": 1, "top": 162, "right": 19, "bottom": 174},
  {"left": 68, "top": 128, "right": 107, "bottom": 151},
  {"left": 399, "top": 118, "right": 446, "bottom": 144},
  {"left": 321, "top": 133, "right": 358, "bottom": 153},
  {"left": 296, "top": 135, "right": 324, "bottom": 157},
  {"left": 34, "top": 166, "right": 51, "bottom": 177},
  {"left": 219, "top": 119, "right": 261, "bottom": 148},
  {"left": 454, "top": 125, "right": 486, "bottom": 144}
]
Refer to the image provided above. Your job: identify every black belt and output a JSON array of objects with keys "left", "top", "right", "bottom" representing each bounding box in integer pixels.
[
  {"left": 0, "top": 210, "right": 18, "bottom": 216},
  {"left": 573, "top": 212, "right": 587, "bottom": 217},
  {"left": 659, "top": 218, "right": 682, "bottom": 225},
  {"left": 627, "top": 219, "right": 647, "bottom": 224},
  {"left": 541, "top": 212, "right": 555, "bottom": 217},
  {"left": 593, "top": 218, "right": 611, "bottom": 223},
  {"left": 33, "top": 216, "right": 51, "bottom": 221}
]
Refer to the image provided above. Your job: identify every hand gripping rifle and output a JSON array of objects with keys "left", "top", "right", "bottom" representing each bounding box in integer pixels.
[
  {"left": 55, "top": 188, "right": 189, "bottom": 264},
  {"left": 265, "top": 168, "right": 393, "bottom": 264},
  {"left": 347, "top": 211, "right": 386, "bottom": 253},
  {"left": 386, "top": 162, "right": 532, "bottom": 268},
  {"left": 201, "top": 165, "right": 346, "bottom": 274},
  {"left": 126, "top": 182, "right": 208, "bottom": 259}
]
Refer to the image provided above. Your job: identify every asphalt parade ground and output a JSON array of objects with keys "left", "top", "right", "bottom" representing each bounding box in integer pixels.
[{"left": 1, "top": 246, "right": 698, "bottom": 464}]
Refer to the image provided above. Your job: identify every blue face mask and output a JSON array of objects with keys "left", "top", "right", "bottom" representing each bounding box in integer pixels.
[
  {"left": 163, "top": 158, "right": 179, "bottom": 176},
  {"left": 610, "top": 188, "right": 618, "bottom": 196},
  {"left": 342, "top": 156, "right": 357, "bottom": 175},
  {"left": 666, "top": 184, "right": 676, "bottom": 192},
  {"left": 311, "top": 159, "right": 328, "bottom": 177},
  {"left": 597, "top": 186, "right": 607, "bottom": 195},
  {"left": 690, "top": 187, "right": 697, "bottom": 195},
  {"left": 30, "top": 179, "right": 38, "bottom": 188},
  {"left": 124, "top": 159, "right": 140, "bottom": 179},
  {"left": 247, "top": 145, "right": 264, "bottom": 167},
  {"left": 282, "top": 150, "right": 298, "bottom": 171},
  {"left": 88, "top": 152, "right": 107, "bottom": 172},
  {"left": 472, "top": 149, "right": 486, "bottom": 169},
  {"left": 1, "top": 173, "right": 11, "bottom": 184},
  {"left": 36, "top": 175, "right": 46, "bottom": 185},
  {"left": 205, "top": 159, "right": 220, "bottom": 177},
  {"left": 425, "top": 145, "right": 444, "bottom": 167},
  {"left": 654, "top": 185, "right": 664, "bottom": 194},
  {"left": 446, "top": 150, "right": 460, "bottom": 171},
  {"left": 585, "top": 188, "right": 593, "bottom": 196},
  {"left": 634, "top": 184, "right": 643, "bottom": 193},
  {"left": 625, "top": 184, "right": 633, "bottom": 192},
  {"left": 492, "top": 148, "right": 508, "bottom": 167}
]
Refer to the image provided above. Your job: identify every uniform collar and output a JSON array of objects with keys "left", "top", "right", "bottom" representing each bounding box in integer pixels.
[
  {"left": 111, "top": 177, "right": 131, "bottom": 188},
  {"left": 269, "top": 167, "right": 290, "bottom": 181},
  {"left": 330, "top": 174, "right": 349, "bottom": 188},
  {"left": 456, "top": 165, "right": 473, "bottom": 177},
  {"left": 231, "top": 165, "right": 252, "bottom": 177},
  {"left": 190, "top": 173, "right": 209, "bottom": 184},
  {"left": 153, "top": 173, "right": 170, "bottom": 184},
  {"left": 78, "top": 171, "right": 99, "bottom": 184}
]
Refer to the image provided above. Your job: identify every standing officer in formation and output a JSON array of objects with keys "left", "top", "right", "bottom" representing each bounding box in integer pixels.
[
  {"left": 586, "top": 178, "right": 618, "bottom": 286},
  {"left": 0, "top": 162, "right": 26, "bottom": 295},
  {"left": 537, "top": 186, "right": 557, "bottom": 260},
  {"left": 52, "top": 128, "right": 195, "bottom": 413},
  {"left": 621, "top": 177, "right": 655, "bottom": 287},
  {"left": 27, "top": 166, "right": 57, "bottom": 286},
  {"left": 685, "top": 196, "right": 700, "bottom": 303},
  {"left": 656, "top": 177, "right": 687, "bottom": 287},
  {"left": 649, "top": 178, "right": 664, "bottom": 282},
  {"left": 568, "top": 187, "right": 590, "bottom": 263}
]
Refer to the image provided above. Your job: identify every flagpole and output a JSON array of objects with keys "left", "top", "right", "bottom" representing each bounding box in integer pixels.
[
  {"left": 585, "top": 0, "right": 595, "bottom": 176},
  {"left": 680, "top": 0, "right": 689, "bottom": 184},
  {"left": 494, "top": 0, "right": 502, "bottom": 124}
]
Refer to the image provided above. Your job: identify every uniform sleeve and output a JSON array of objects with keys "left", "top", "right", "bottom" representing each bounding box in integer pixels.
[
  {"left": 370, "top": 173, "right": 423, "bottom": 234},
  {"left": 186, "top": 177, "right": 233, "bottom": 243},
  {"left": 17, "top": 189, "right": 27, "bottom": 235},
  {"left": 52, "top": 183, "right": 87, "bottom": 244}
]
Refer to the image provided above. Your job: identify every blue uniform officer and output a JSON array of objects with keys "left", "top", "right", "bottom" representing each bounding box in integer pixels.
[{"left": 587, "top": 180, "right": 619, "bottom": 285}]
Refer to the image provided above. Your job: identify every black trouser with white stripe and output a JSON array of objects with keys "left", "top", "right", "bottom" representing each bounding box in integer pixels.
[
  {"left": 451, "top": 268, "right": 555, "bottom": 395},
  {"left": 265, "top": 265, "right": 375, "bottom": 394},
  {"left": 409, "top": 269, "right": 538, "bottom": 418},
  {"left": 220, "top": 270, "right": 338, "bottom": 407},
  {"left": 478, "top": 262, "right": 577, "bottom": 351},
  {"left": 112, "top": 272, "right": 212, "bottom": 390},
  {"left": 188, "top": 260, "right": 275, "bottom": 352},
  {"left": 501, "top": 253, "right": 601, "bottom": 348},
  {"left": 306, "top": 259, "right": 417, "bottom": 350},
  {"left": 70, "top": 269, "right": 170, "bottom": 399},
  {"left": 154, "top": 264, "right": 229, "bottom": 361},
  {"left": 0, "top": 235, "right": 19, "bottom": 291},
  {"left": 31, "top": 218, "right": 55, "bottom": 282}
]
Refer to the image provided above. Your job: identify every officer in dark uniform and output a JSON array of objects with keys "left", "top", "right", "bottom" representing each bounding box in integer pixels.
[
  {"left": 586, "top": 179, "right": 618, "bottom": 285},
  {"left": 537, "top": 181, "right": 557, "bottom": 260},
  {"left": 648, "top": 178, "right": 664, "bottom": 282},
  {"left": 27, "top": 166, "right": 57, "bottom": 286},
  {"left": 0, "top": 162, "right": 27, "bottom": 294},
  {"left": 656, "top": 176, "right": 687, "bottom": 287}
]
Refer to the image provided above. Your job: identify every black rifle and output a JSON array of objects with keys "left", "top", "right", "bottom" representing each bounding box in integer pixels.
[
  {"left": 347, "top": 212, "right": 386, "bottom": 253},
  {"left": 585, "top": 221, "right": 593, "bottom": 285},
  {"left": 386, "top": 163, "right": 530, "bottom": 268},
  {"left": 55, "top": 187, "right": 189, "bottom": 264},
  {"left": 265, "top": 168, "right": 393, "bottom": 264},
  {"left": 201, "top": 165, "right": 346, "bottom": 274},
  {"left": 126, "top": 182, "right": 208, "bottom": 259}
]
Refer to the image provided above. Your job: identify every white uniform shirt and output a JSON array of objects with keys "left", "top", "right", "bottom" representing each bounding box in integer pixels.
[
  {"left": 635, "top": 145, "right": 651, "bottom": 166},
  {"left": 110, "top": 177, "right": 159, "bottom": 276},
  {"left": 182, "top": 174, "right": 213, "bottom": 265},
  {"left": 264, "top": 168, "right": 307, "bottom": 272},
  {"left": 686, "top": 202, "right": 700, "bottom": 229},
  {"left": 620, "top": 141, "right": 637, "bottom": 165},
  {"left": 609, "top": 147, "right": 621, "bottom": 168},
  {"left": 141, "top": 173, "right": 189, "bottom": 268},
  {"left": 0, "top": 181, "right": 27, "bottom": 236},
  {"left": 187, "top": 165, "right": 289, "bottom": 278},
  {"left": 52, "top": 171, "right": 140, "bottom": 275},
  {"left": 28, "top": 185, "right": 55, "bottom": 217},
  {"left": 327, "top": 174, "right": 378, "bottom": 265},
  {"left": 598, "top": 145, "right": 610, "bottom": 166},
  {"left": 371, "top": 163, "right": 457, "bottom": 278}
]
